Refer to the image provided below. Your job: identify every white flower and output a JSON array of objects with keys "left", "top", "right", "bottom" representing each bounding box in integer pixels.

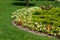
[
  {"left": 37, "top": 25, "right": 40, "bottom": 28},
  {"left": 24, "top": 12, "right": 27, "bottom": 15},
  {"left": 24, "top": 16, "right": 26, "bottom": 18},
  {"left": 54, "top": 33, "right": 56, "bottom": 36},
  {"left": 40, "top": 28, "right": 42, "bottom": 30},
  {"left": 35, "top": 22, "right": 38, "bottom": 24},
  {"left": 27, "top": 10, "right": 31, "bottom": 12}
]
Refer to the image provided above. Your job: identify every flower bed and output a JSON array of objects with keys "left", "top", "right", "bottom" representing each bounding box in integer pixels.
[{"left": 11, "top": 7, "right": 60, "bottom": 36}]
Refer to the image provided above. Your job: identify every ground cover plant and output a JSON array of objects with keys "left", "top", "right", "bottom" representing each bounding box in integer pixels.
[{"left": 11, "top": 6, "right": 60, "bottom": 36}]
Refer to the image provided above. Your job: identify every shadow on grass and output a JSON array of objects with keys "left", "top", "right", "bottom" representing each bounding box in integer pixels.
[{"left": 12, "top": 2, "right": 35, "bottom": 6}]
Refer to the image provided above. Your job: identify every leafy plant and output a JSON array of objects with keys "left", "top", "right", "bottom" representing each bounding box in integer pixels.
[{"left": 11, "top": 6, "right": 60, "bottom": 36}]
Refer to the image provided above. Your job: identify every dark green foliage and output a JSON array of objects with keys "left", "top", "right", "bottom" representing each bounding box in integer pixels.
[
  {"left": 32, "top": 7, "right": 60, "bottom": 27},
  {"left": 32, "top": 11, "right": 41, "bottom": 15}
]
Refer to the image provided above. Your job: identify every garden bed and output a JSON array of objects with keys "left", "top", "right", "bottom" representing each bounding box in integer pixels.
[{"left": 11, "top": 6, "right": 60, "bottom": 38}]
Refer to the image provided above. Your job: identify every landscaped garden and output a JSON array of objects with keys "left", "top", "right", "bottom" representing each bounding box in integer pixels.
[{"left": 0, "top": 0, "right": 60, "bottom": 40}]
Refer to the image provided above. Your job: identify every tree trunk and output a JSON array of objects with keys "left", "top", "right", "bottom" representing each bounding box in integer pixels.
[{"left": 25, "top": 0, "right": 29, "bottom": 6}]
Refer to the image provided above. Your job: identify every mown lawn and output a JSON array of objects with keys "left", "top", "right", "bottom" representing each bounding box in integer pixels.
[{"left": 0, "top": 0, "right": 59, "bottom": 40}]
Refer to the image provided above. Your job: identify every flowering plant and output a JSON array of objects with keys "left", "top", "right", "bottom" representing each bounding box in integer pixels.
[{"left": 11, "top": 7, "right": 60, "bottom": 36}]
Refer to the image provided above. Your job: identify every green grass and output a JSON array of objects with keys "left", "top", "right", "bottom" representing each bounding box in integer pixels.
[{"left": 0, "top": 0, "right": 59, "bottom": 40}]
